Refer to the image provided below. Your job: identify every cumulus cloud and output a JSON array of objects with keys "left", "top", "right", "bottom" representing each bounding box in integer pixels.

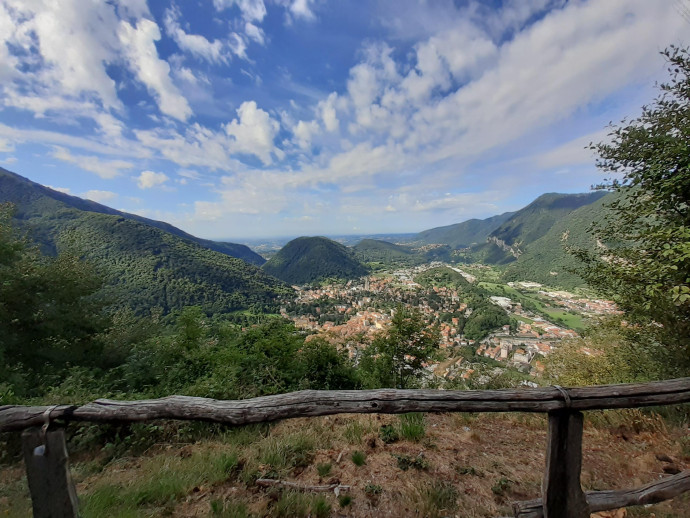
[
  {"left": 136, "top": 170, "right": 169, "bottom": 189},
  {"left": 224, "top": 101, "right": 280, "bottom": 164},
  {"left": 212, "top": 0, "right": 267, "bottom": 22},
  {"left": 118, "top": 18, "right": 192, "bottom": 121},
  {"left": 164, "top": 6, "right": 227, "bottom": 63},
  {"left": 52, "top": 147, "right": 134, "bottom": 179}
]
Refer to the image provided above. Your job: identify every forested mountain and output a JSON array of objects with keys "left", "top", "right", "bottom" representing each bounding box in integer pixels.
[
  {"left": 263, "top": 236, "right": 369, "bottom": 284},
  {"left": 353, "top": 238, "right": 423, "bottom": 265},
  {"left": 0, "top": 167, "right": 265, "bottom": 265},
  {"left": 0, "top": 168, "right": 290, "bottom": 315},
  {"left": 500, "top": 192, "right": 615, "bottom": 287},
  {"left": 486, "top": 192, "right": 607, "bottom": 258},
  {"left": 414, "top": 212, "right": 515, "bottom": 248}
]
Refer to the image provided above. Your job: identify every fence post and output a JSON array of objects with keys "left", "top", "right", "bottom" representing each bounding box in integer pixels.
[
  {"left": 542, "top": 409, "right": 589, "bottom": 518},
  {"left": 21, "top": 427, "right": 79, "bottom": 518}
]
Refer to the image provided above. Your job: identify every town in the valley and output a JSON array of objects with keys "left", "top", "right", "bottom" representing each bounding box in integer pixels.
[{"left": 280, "top": 263, "right": 620, "bottom": 387}]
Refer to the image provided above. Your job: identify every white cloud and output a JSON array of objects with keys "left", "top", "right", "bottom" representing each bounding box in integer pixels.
[
  {"left": 289, "top": 0, "right": 317, "bottom": 20},
  {"left": 82, "top": 190, "right": 118, "bottom": 203},
  {"left": 244, "top": 22, "right": 265, "bottom": 45},
  {"left": 0, "top": 138, "right": 14, "bottom": 153},
  {"left": 118, "top": 18, "right": 192, "bottom": 121},
  {"left": 224, "top": 101, "right": 280, "bottom": 164},
  {"left": 293, "top": 120, "right": 319, "bottom": 149},
  {"left": 164, "top": 6, "right": 227, "bottom": 63},
  {"left": 136, "top": 170, "right": 169, "bottom": 189},
  {"left": 52, "top": 146, "right": 134, "bottom": 179},
  {"left": 212, "top": 0, "right": 267, "bottom": 22}
]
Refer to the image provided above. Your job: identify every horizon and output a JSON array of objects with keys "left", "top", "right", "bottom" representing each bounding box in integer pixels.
[{"left": 0, "top": 1, "right": 685, "bottom": 239}]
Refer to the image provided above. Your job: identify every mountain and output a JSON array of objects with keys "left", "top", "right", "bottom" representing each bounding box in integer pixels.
[
  {"left": 486, "top": 192, "right": 607, "bottom": 260},
  {"left": 500, "top": 192, "right": 615, "bottom": 287},
  {"left": 0, "top": 167, "right": 290, "bottom": 314},
  {"left": 0, "top": 167, "right": 265, "bottom": 265},
  {"left": 414, "top": 212, "right": 515, "bottom": 249},
  {"left": 263, "top": 236, "right": 369, "bottom": 285},
  {"left": 353, "top": 239, "right": 423, "bottom": 265}
]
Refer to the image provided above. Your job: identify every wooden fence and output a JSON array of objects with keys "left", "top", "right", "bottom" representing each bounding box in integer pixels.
[{"left": 2, "top": 377, "right": 690, "bottom": 517}]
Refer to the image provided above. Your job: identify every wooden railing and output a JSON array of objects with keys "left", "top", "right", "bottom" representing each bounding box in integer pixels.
[{"left": 2, "top": 378, "right": 690, "bottom": 517}]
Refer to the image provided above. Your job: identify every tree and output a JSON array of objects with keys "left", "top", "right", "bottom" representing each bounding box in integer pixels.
[
  {"left": 573, "top": 46, "right": 690, "bottom": 378},
  {"left": 359, "top": 305, "right": 439, "bottom": 389},
  {"left": 0, "top": 203, "right": 108, "bottom": 398}
]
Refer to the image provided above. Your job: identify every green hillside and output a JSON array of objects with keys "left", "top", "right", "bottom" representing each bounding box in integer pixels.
[
  {"left": 414, "top": 212, "right": 515, "bottom": 248},
  {"left": 0, "top": 167, "right": 265, "bottom": 265},
  {"left": 263, "top": 236, "right": 369, "bottom": 285},
  {"left": 353, "top": 238, "right": 423, "bottom": 266},
  {"left": 54, "top": 212, "right": 292, "bottom": 314},
  {"left": 501, "top": 193, "right": 615, "bottom": 288},
  {"left": 487, "top": 192, "right": 607, "bottom": 253},
  {"left": 0, "top": 168, "right": 290, "bottom": 314}
]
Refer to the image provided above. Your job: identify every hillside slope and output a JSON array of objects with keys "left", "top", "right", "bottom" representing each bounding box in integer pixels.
[
  {"left": 263, "top": 236, "right": 369, "bottom": 285},
  {"left": 0, "top": 167, "right": 265, "bottom": 265},
  {"left": 501, "top": 192, "right": 615, "bottom": 287},
  {"left": 487, "top": 192, "right": 607, "bottom": 257},
  {"left": 353, "top": 239, "right": 423, "bottom": 266},
  {"left": 414, "top": 212, "right": 515, "bottom": 249},
  {"left": 0, "top": 168, "right": 289, "bottom": 314}
]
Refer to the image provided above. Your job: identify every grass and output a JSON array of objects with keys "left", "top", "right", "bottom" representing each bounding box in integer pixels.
[
  {"left": 411, "top": 480, "right": 458, "bottom": 518},
  {"left": 81, "top": 447, "right": 234, "bottom": 516},
  {"left": 399, "top": 413, "right": 426, "bottom": 441},
  {"left": 259, "top": 432, "right": 315, "bottom": 471},
  {"left": 343, "top": 420, "right": 365, "bottom": 444},
  {"left": 351, "top": 450, "right": 366, "bottom": 466},
  {"left": 269, "top": 491, "right": 330, "bottom": 518},
  {"left": 316, "top": 462, "right": 332, "bottom": 477}
]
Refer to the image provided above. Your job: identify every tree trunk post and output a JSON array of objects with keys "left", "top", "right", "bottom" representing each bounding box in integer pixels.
[
  {"left": 21, "top": 427, "right": 79, "bottom": 518},
  {"left": 542, "top": 409, "right": 589, "bottom": 518}
]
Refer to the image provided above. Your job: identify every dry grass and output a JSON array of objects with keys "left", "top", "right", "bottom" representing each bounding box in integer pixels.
[{"left": 1, "top": 412, "right": 689, "bottom": 517}]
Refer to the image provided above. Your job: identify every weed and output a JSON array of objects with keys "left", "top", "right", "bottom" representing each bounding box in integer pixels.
[
  {"left": 364, "top": 483, "right": 382, "bottom": 496},
  {"left": 379, "top": 424, "right": 399, "bottom": 444},
  {"left": 338, "top": 494, "right": 352, "bottom": 507},
  {"left": 343, "top": 421, "right": 365, "bottom": 444},
  {"left": 399, "top": 413, "right": 425, "bottom": 441},
  {"left": 491, "top": 477, "right": 512, "bottom": 496},
  {"left": 260, "top": 433, "right": 315, "bottom": 471},
  {"left": 316, "top": 462, "right": 332, "bottom": 477},
  {"left": 270, "top": 491, "right": 311, "bottom": 518},
  {"left": 412, "top": 480, "right": 458, "bottom": 518},
  {"left": 457, "top": 466, "right": 483, "bottom": 477},
  {"left": 211, "top": 499, "right": 251, "bottom": 518},
  {"left": 214, "top": 452, "right": 241, "bottom": 477},
  {"left": 311, "top": 496, "right": 331, "bottom": 518},
  {"left": 351, "top": 450, "right": 366, "bottom": 466},
  {"left": 393, "top": 453, "right": 429, "bottom": 471}
]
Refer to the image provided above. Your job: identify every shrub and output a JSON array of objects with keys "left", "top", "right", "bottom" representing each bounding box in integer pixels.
[{"left": 393, "top": 453, "right": 429, "bottom": 471}]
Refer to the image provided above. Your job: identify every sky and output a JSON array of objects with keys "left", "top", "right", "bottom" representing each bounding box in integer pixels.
[{"left": 0, "top": 0, "right": 688, "bottom": 240}]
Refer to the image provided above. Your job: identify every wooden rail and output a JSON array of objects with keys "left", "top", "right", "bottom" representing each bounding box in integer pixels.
[{"left": 2, "top": 378, "right": 689, "bottom": 518}]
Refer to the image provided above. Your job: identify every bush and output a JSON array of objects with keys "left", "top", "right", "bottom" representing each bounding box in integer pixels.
[{"left": 378, "top": 424, "right": 399, "bottom": 444}]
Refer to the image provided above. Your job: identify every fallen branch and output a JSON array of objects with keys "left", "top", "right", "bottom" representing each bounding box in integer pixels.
[{"left": 255, "top": 478, "right": 350, "bottom": 494}]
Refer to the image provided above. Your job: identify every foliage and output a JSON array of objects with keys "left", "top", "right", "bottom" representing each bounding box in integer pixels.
[
  {"left": 358, "top": 304, "right": 439, "bottom": 388},
  {"left": 0, "top": 203, "right": 110, "bottom": 398},
  {"left": 262, "top": 236, "right": 368, "bottom": 285},
  {"left": 572, "top": 46, "right": 690, "bottom": 378}
]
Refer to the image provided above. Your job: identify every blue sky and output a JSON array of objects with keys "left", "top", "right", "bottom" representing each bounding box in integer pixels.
[{"left": 0, "top": 0, "right": 687, "bottom": 239}]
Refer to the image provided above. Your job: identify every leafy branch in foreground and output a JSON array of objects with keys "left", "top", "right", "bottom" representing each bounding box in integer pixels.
[{"left": 572, "top": 45, "right": 690, "bottom": 378}]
